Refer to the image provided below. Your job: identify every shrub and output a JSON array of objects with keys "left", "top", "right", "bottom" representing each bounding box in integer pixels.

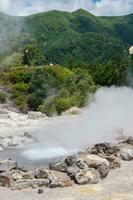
[
  {"left": 14, "top": 95, "right": 28, "bottom": 113},
  {"left": 55, "top": 97, "right": 75, "bottom": 114},
  {"left": 0, "top": 92, "right": 6, "bottom": 103},
  {"left": 0, "top": 52, "right": 23, "bottom": 71},
  {"left": 38, "top": 96, "right": 57, "bottom": 117}
]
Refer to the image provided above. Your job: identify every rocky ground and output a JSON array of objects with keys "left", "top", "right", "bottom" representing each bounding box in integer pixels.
[
  {"left": 0, "top": 160, "right": 133, "bottom": 200},
  {"left": 0, "top": 137, "right": 132, "bottom": 200},
  {"left": 0, "top": 105, "right": 133, "bottom": 199}
]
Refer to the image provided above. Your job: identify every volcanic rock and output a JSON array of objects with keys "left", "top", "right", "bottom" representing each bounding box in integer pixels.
[
  {"left": 75, "top": 168, "right": 99, "bottom": 185},
  {"left": 34, "top": 166, "right": 48, "bottom": 179},
  {"left": 12, "top": 171, "right": 34, "bottom": 181},
  {"left": 49, "top": 158, "right": 68, "bottom": 172},
  {"left": 88, "top": 143, "right": 120, "bottom": 157},
  {"left": 0, "top": 160, "right": 17, "bottom": 173},
  {"left": 12, "top": 179, "right": 49, "bottom": 190},
  {"left": 0, "top": 172, "right": 13, "bottom": 187},
  {"left": 47, "top": 170, "right": 73, "bottom": 188},
  {"left": 78, "top": 153, "right": 110, "bottom": 178}
]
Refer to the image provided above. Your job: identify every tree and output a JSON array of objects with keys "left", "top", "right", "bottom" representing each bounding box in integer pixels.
[{"left": 23, "top": 44, "right": 45, "bottom": 66}]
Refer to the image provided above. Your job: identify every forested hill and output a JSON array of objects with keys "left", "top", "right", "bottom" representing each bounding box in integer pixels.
[
  {"left": 0, "top": 9, "right": 132, "bottom": 66},
  {"left": 0, "top": 9, "right": 133, "bottom": 115}
]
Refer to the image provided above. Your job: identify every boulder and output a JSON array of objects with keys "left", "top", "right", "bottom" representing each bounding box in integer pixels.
[
  {"left": 88, "top": 143, "right": 120, "bottom": 157},
  {"left": 65, "top": 155, "right": 79, "bottom": 166},
  {"left": 75, "top": 168, "right": 99, "bottom": 185},
  {"left": 49, "top": 158, "right": 68, "bottom": 172},
  {"left": 12, "top": 179, "right": 49, "bottom": 190},
  {"left": 79, "top": 153, "right": 110, "bottom": 178},
  {"left": 67, "top": 165, "right": 80, "bottom": 179},
  {"left": 47, "top": 170, "right": 72, "bottom": 188},
  {"left": 104, "top": 155, "right": 121, "bottom": 169},
  {"left": 120, "top": 144, "right": 133, "bottom": 161},
  {"left": 0, "top": 160, "right": 17, "bottom": 173},
  {"left": 0, "top": 172, "right": 13, "bottom": 187},
  {"left": 12, "top": 171, "right": 34, "bottom": 181},
  {"left": 34, "top": 166, "right": 48, "bottom": 179}
]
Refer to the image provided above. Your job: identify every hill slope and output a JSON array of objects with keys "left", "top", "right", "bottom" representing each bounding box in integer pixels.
[{"left": 0, "top": 9, "right": 132, "bottom": 65}]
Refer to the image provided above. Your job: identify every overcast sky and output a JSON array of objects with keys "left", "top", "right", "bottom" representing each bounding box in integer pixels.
[{"left": 0, "top": 0, "right": 133, "bottom": 16}]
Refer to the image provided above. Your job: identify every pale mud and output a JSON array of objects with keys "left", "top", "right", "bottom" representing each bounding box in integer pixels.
[
  {"left": 0, "top": 160, "right": 133, "bottom": 200},
  {"left": 0, "top": 108, "right": 50, "bottom": 137}
]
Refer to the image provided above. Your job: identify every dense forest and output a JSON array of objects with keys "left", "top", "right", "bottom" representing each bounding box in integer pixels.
[{"left": 0, "top": 9, "right": 132, "bottom": 115}]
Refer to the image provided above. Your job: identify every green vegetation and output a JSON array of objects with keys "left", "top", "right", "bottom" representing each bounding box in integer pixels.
[
  {"left": 0, "top": 9, "right": 132, "bottom": 115},
  {"left": 0, "top": 92, "right": 6, "bottom": 103},
  {"left": 1, "top": 66, "right": 96, "bottom": 114}
]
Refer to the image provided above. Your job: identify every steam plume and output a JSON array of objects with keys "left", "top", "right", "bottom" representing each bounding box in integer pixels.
[{"left": 23, "top": 87, "right": 133, "bottom": 160}]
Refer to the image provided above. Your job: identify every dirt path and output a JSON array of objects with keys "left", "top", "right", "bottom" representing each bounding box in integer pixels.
[{"left": 0, "top": 160, "right": 133, "bottom": 200}]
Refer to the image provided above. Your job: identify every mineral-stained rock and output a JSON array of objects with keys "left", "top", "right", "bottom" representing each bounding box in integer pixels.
[
  {"left": 75, "top": 168, "right": 99, "bottom": 185},
  {"left": 0, "top": 172, "right": 13, "bottom": 187},
  {"left": 12, "top": 179, "right": 49, "bottom": 190},
  {"left": 49, "top": 158, "right": 68, "bottom": 172},
  {"left": 79, "top": 153, "right": 110, "bottom": 178},
  {"left": 34, "top": 166, "right": 48, "bottom": 179},
  {"left": 0, "top": 160, "right": 17, "bottom": 173},
  {"left": 47, "top": 170, "right": 73, "bottom": 188}
]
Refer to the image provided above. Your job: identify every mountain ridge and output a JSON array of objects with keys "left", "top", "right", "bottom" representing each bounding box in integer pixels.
[{"left": 0, "top": 9, "right": 132, "bottom": 65}]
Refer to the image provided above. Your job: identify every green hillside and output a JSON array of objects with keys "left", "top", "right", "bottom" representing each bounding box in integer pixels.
[
  {"left": 0, "top": 9, "right": 132, "bottom": 65},
  {"left": 0, "top": 9, "right": 132, "bottom": 114}
]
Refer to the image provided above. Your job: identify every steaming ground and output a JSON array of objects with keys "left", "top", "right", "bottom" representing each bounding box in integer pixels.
[{"left": 23, "top": 86, "right": 133, "bottom": 161}]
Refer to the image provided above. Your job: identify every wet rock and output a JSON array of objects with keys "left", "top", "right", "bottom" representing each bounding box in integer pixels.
[
  {"left": 47, "top": 170, "right": 72, "bottom": 188},
  {"left": 34, "top": 166, "right": 48, "bottom": 179},
  {"left": 12, "top": 179, "right": 49, "bottom": 190},
  {"left": 49, "top": 158, "right": 68, "bottom": 172},
  {"left": 0, "top": 160, "right": 17, "bottom": 173},
  {"left": 75, "top": 168, "right": 99, "bottom": 185},
  {"left": 0, "top": 172, "right": 13, "bottom": 187}
]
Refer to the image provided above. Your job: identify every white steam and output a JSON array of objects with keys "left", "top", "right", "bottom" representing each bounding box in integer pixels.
[{"left": 23, "top": 87, "right": 133, "bottom": 160}]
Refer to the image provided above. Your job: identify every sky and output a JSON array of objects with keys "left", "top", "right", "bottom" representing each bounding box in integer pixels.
[{"left": 0, "top": 0, "right": 133, "bottom": 16}]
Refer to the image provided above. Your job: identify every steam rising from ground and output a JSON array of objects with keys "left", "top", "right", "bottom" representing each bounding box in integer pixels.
[{"left": 23, "top": 87, "right": 133, "bottom": 160}]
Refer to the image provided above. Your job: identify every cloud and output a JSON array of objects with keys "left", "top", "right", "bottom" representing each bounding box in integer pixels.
[{"left": 0, "top": 0, "right": 132, "bottom": 16}]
